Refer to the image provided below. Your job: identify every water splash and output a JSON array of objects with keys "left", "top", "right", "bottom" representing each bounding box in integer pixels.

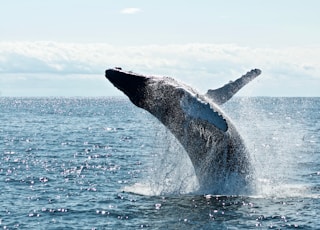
[
  {"left": 124, "top": 122, "right": 199, "bottom": 196},
  {"left": 225, "top": 97, "right": 315, "bottom": 198},
  {"left": 125, "top": 119, "right": 254, "bottom": 196},
  {"left": 149, "top": 127, "right": 199, "bottom": 195},
  {"left": 126, "top": 97, "right": 318, "bottom": 197}
]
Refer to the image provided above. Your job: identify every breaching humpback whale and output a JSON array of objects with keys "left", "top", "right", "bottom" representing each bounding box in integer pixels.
[{"left": 105, "top": 68, "right": 261, "bottom": 194}]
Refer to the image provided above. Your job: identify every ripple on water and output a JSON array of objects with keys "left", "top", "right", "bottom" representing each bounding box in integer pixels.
[{"left": 0, "top": 97, "right": 319, "bottom": 229}]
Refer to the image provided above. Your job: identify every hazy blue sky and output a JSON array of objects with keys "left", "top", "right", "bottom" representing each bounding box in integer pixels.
[{"left": 0, "top": 0, "right": 319, "bottom": 96}]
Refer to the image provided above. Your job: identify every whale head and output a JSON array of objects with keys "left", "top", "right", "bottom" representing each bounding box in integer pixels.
[
  {"left": 106, "top": 68, "right": 187, "bottom": 111},
  {"left": 105, "top": 69, "right": 149, "bottom": 107},
  {"left": 105, "top": 68, "right": 227, "bottom": 131}
]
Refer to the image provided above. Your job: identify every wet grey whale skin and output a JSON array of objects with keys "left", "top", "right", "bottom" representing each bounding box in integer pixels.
[{"left": 105, "top": 68, "right": 261, "bottom": 194}]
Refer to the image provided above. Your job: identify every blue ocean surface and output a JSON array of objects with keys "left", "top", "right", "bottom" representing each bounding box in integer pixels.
[{"left": 0, "top": 97, "right": 319, "bottom": 229}]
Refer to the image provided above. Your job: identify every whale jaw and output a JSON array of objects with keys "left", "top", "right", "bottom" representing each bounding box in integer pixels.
[{"left": 105, "top": 69, "right": 148, "bottom": 106}]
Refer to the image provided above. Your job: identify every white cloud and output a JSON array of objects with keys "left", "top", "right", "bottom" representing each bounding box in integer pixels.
[
  {"left": 0, "top": 41, "right": 319, "bottom": 96},
  {"left": 120, "top": 8, "right": 141, "bottom": 15}
]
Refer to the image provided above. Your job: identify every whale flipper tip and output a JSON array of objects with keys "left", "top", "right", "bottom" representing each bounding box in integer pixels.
[{"left": 205, "top": 68, "right": 262, "bottom": 105}]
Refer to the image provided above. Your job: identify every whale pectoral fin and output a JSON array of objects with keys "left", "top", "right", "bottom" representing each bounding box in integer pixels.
[
  {"left": 205, "top": 69, "right": 261, "bottom": 105},
  {"left": 181, "top": 94, "right": 228, "bottom": 132}
]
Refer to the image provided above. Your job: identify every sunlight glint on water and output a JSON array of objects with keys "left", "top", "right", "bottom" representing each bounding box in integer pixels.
[{"left": 0, "top": 97, "right": 319, "bottom": 229}]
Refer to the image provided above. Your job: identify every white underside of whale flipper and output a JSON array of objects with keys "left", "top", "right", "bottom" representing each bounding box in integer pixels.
[{"left": 180, "top": 94, "right": 228, "bottom": 132}]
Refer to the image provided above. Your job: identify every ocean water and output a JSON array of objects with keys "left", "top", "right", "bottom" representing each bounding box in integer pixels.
[{"left": 0, "top": 97, "right": 319, "bottom": 229}]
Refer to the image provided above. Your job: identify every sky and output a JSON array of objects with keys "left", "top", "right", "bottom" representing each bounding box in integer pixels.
[{"left": 0, "top": 0, "right": 319, "bottom": 97}]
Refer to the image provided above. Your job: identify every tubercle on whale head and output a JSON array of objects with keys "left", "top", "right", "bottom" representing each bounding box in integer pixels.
[{"left": 105, "top": 68, "right": 149, "bottom": 107}]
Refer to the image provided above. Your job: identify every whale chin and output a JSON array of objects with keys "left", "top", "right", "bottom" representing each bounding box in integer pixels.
[{"left": 105, "top": 69, "right": 148, "bottom": 106}]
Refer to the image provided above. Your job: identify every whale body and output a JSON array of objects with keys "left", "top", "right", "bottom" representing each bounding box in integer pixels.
[{"left": 105, "top": 68, "right": 261, "bottom": 194}]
